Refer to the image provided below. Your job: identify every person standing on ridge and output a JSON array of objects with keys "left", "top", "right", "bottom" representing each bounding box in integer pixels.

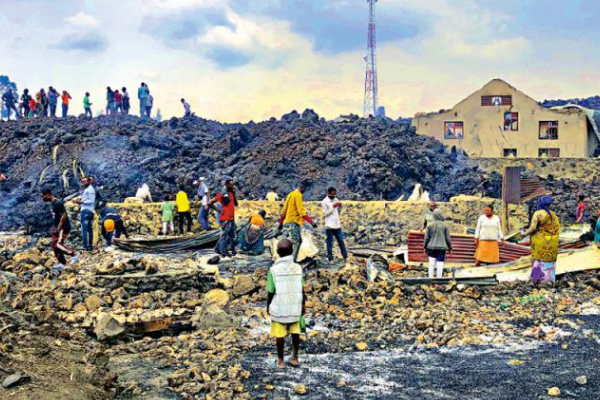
[
  {"left": 145, "top": 90, "right": 154, "bottom": 118},
  {"left": 2, "top": 89, "right": 19, "bottom": 120},
  {"left": 42, "top": 188, "right": 80, "bottom": 271},
  {"left": 61, "top": 90, "right": 72, "bottom": 118},
  {"left": 279, "top": 182, "right": 317, "bottom": 262},
  {"left": 181, "top": 98, "right": 191, "bottom": 117},
  {"left": 20, "top": 89, "right": 31, "bottom": 118},
  {"left": 137, "top": 82, "right": 148, "bottom": 117},
  {"left": 83, "top": 92, "right": 93, "bottom": 117},
  {"left": 114, "top": 89, "right": 123, "bottom": 114},
  {"left": 106, "top": 87, "right": 115, "bottom": 115},
  {"left": 122, "top": 87, "right": 130, "bottom": 115},
  {"left": 39, "top": 88, "right": 49, "bottom": 117},
  {"left": 48, "top": 86, "right": 59, "bottom": 117}
]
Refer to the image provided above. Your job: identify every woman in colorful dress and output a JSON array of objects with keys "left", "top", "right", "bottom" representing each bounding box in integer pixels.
[{"left": 522, "top": 196, "right": 560, "bottom": 284}]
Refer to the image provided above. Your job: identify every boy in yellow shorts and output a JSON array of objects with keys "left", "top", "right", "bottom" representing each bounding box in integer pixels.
[{"left": 267, "top": 239, "right": 305, "bottom": 369}]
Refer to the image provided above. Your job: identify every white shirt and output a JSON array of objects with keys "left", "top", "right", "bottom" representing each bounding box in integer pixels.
[
  {"left": 269, "top": 255, "right": 303, "bottom": 324},
  {"left": 321, "top": 196, "right": 341, "bottom": 230},
  {"left": 475, "top": 215, "right": 504, "bottom": 241},
  {"left": 197, "top": 182, "right": 208, "bottom": 198},
  {"left": 201, "top": 194, "right": 208, "bottom": 207}
]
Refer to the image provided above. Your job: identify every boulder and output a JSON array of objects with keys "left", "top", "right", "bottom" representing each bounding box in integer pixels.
[{"left": 94, "top": 314, "right": 125, "bottom": 341}]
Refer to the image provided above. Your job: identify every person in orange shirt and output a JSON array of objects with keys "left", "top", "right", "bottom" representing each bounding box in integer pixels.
[{"left": 61, "top": 91, "right": 72, "bottom": 118}]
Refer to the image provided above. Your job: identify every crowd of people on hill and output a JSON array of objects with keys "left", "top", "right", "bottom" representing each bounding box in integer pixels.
[{"left": 2, "top": 82, "right": 193, "bottom": 120}]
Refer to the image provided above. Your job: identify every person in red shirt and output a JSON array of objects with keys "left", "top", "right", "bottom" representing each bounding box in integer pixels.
[
  {"left": 211, "top": 179, "right": 239, "bottom": 257},
  {"left": 114, "top": 90, "right": 123, "bottom": 114},
  {"left": 61, "top": 91, "right": 72, "bottom": 118},
  {"left": 576, "top": 195, "right": 586, "bottom": 223},
  {"left": 28, "top": 98, "right": 36, "bottom": 117}
]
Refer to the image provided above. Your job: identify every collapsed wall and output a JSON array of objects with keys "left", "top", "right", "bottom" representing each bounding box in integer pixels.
[{"left": 0, "top": 112, "right": 503, "bottom": 232}]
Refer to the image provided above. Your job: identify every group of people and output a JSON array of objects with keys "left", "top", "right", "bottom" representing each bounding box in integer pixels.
[
  {"left": 42, "top": 176, "right": 128, "bottom": 271},
  {"left": 2, "top": 87, "right": 72, "bottom": 119},
  {"left": 422, "top": 196, "right": 563, "bottom": 285},
  {"left": 3, "top": 82, "right": 194, "bottom": 121}
]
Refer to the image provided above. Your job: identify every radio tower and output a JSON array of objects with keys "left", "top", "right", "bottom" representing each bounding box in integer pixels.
[{"left": 363, "top": 0, "right": 378, "bottom": 117}]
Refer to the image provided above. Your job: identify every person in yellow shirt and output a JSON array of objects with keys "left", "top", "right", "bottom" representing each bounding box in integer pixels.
[
  {"left": 265, "top": 189, "right": 280, "bottom": 202},
  {"left": 278, "top": 183, "right": 316, "bottom": 262},
  {"left": 175, "top": 185, "right": 192, "bottom": 234}
]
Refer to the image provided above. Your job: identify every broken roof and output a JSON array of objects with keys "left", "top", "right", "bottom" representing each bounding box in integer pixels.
[{"left": 552, "top": 104, "right": 600, "bottom": 142}]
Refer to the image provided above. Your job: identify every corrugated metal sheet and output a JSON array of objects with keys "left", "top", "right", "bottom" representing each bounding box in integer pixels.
[
  {"left": 408, "top": 231, "right": 531, "bottom": 264},
  {"left": 520, "top": 175, "right": 547, "bottom": 202},
  {"left": 503, "top": 166, "right": 521, "bottom": 204}
]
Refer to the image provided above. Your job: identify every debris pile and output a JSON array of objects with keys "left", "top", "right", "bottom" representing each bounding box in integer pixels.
[
  {"left": 2, "top": 231, "right": 600, "bottom": 399},
  {"left": 0, "top": 113, "right": 502, "bottom": 231}
]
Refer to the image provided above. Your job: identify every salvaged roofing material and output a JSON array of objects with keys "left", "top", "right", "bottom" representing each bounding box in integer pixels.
[
  {"left": 455, "top": 246, "right": 600, "bottom": 282},
  {"left": 520, "top": 175, "right": 547, "bottom": 202},
  {"left": 114, "top": 231, "right": 220, "bottom": 253},
  {"left": 407, "top": 231, "right": 531, "bottom": 264}
]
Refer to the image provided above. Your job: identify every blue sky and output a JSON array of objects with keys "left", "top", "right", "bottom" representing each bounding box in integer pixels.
[{"left": 1, "top": 0, "right": 599, "bottom": 121}]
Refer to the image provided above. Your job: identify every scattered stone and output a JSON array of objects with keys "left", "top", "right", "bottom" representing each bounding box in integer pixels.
[
  {"left": 233, "top": 275, "right": 256, "bottom": 297},
  {"left": 2, "top": 372, "right": 30, "bottom": 389},
  {"left": 204, "top": 289, "right": 230, "bottom": 308},
  {"left": 85, "top": 295, "right": 105, "bottom": 312},
  {"left": 355, "top": 342, "right": 369, "bottom": 351},
  {"left": 576, "top": 375, "right": 587, "bottom": 385},
  {"left": 94, "top": 314, "right": 125, "bottom": 341},
  {"left": 295, "top": 383, "right": 307, "bottom": 395},
  {"left": 548, "top": 387, "right": 561, "bottom": 397}
]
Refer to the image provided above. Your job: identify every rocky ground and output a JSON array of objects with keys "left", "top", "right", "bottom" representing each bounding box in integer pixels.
[
  {"left": 0, "top": 113, "right": 502, "bottom": 232},
  {"left": 2, "top": 231, "right": 600, "bottom": 399}
]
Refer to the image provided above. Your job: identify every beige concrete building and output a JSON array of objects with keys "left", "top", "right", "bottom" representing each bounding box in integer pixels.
[{"left": 412, "top": 79, "right": 600, "bottom": 158}]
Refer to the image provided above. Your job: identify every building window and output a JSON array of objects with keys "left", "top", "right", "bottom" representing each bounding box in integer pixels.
[
  {"left": 504, "top": 112, "right": 519, "bottom": 131},
  {"left": 539, "top": 121, "right": 559, "bottom": 140},
  {"left": 482, "top": 95, "right": 512, "bottom": 106},
  {"left": 539, "top": 148, "right": 560, "bottom": 158},
  {"left": 444, "top": 122, "right": 464, "bottom": 139},
  {"left": 503, "top": 149, "right": 518, "bottom": 157}
]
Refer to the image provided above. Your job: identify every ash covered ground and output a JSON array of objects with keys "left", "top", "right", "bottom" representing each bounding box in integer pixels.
[
  {"left": 2, "top": 231, "right": 600, "bottom": 399},
  {"left": 0, "top": 112, "right": 502, "bottom": 232}
]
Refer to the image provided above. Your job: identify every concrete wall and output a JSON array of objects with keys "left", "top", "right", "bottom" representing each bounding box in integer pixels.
[
  {"left": 69, "top": 197, "right": 527, "bottom": 248},
  {"left": 470, "top": 157, "right": 600, "bottom": 182},
  {"left": 412, "top": 79, "right": 591, "bottom": 158}
]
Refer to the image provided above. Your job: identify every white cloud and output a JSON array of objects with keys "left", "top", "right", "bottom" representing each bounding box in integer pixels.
[
  {"left": 196, "top": 12, "right": 296, "bottom": 52},
  {"left": 148, "top": 0, "right": 223, "bottom": 12},
  {"left": 65, "top": 12, "right": 101, "bottom": 29}
]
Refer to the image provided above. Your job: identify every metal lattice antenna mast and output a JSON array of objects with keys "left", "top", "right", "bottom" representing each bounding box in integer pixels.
[{"left": 363, "top": 0, "right": 378, "bottom": 117}]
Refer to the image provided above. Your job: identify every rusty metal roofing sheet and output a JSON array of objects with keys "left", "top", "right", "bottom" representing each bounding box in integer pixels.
[{"left": 408, "top": 231, "right": 531, "bottom": 264}]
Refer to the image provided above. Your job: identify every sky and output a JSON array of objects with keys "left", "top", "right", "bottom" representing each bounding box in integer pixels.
[{"left": 1, "top": 0, "right": 600, "bottom": 122}]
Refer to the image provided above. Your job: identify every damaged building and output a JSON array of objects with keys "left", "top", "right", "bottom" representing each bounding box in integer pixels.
[{"left": 412, "top": 79, "right": 600, "bottom": 158}]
